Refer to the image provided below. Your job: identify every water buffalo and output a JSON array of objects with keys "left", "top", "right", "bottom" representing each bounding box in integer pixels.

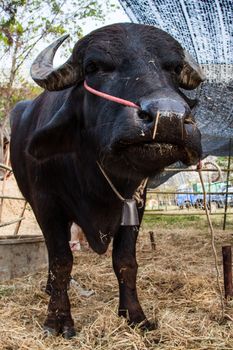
[{"left": 10, "top": 23, "right": 204, "bottom": 338}]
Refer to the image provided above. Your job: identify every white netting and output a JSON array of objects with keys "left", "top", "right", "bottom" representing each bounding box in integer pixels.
[{"left": 119, "top": 0, "right": 233, "bottom": 157}]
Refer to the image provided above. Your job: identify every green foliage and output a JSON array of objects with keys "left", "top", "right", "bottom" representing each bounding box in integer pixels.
[
  {"left": 0, "top": 0, "right": 118, "bottom": 124},
  {"left": 0, "top": 83, "right": 42, "bottom": 122},
  {"left": 142, "top": 213, "right": 199, "bottom": 229},
  {"left": 0, "top": 285, "right": 15, "bottom": 298},
  {"left": 142, "top": 212, "right": 233, "bottom": 230},
  {"left": 0, "top": 0, "right": 118, "bottom": 85}
]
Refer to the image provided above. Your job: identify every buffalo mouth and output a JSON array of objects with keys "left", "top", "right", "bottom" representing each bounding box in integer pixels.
[{"left": 114, "top": 139, "right": 201, "bottom": 172}]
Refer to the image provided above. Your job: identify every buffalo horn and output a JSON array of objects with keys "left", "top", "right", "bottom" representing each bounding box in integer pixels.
[
  {"left": 30, "top": 35, "right": 82, "bottom": 91},
  {"left": 179, "top": 51, "right": 206, "bottom": 90}
]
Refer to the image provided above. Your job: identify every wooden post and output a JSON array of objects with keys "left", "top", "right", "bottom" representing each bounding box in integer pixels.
[
  {"left": 222, "top": 245, "right": 233, "bottom": 298},
  {"left": 149, "top": 231, "right": 156, "bottom": 251}
]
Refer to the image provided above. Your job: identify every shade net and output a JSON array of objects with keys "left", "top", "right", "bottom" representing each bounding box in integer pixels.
[{"left": 119, "top": 0, "right": 233, "bottom": 158}]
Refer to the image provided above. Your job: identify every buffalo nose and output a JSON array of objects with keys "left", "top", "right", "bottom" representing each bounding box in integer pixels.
[
  {"left": 138, "top": 98, "right": 196, "bottom": 140},
  {"left": 138, "top": 97, "right": 190, "bottom": 120}
]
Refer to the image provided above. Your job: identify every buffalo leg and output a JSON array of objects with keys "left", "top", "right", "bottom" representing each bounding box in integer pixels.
[
  {"left": 112, "top": 226, "right": 155, "bottom": 329},
  {"left": 35, "top": 202, "right": 75, "bottom": 338}
]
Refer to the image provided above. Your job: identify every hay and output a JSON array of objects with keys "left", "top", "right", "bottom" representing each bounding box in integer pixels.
[{"left": 1, "top": 225, "right": 233, "bottom": 350}]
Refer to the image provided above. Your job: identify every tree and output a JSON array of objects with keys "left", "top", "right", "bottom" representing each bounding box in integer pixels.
[
  {"left": 0, "top": 0, "right": 117, "bottom": 170},
  {"left": 0, "top": 0, "right": 117, "bottom": 89}
]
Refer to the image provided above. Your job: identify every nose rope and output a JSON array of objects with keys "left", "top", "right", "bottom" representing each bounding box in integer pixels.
[
  {"left": 96, "top": 161, "right": 125, "bottom": 202},
  {"left": 196, "top": 161, "right": 225, "bottom": 318},
  {"left": 84, "top": 80, "right": 140, "bottom": 109}
]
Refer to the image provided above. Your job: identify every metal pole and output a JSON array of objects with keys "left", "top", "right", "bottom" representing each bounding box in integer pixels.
[{"left": 223, "top": 139, "right": 232, "bottom": 230}]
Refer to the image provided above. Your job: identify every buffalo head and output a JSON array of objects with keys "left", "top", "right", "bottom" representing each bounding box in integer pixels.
[{"left": 29, "top": 23, "right": 204, "bottom": 180}]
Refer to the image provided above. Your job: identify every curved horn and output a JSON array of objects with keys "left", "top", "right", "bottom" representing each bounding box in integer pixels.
[
  {"left": 179, "top": 51, "right": 206, "bottom": 90},
  {"left": 30, "top": 35, "right": 83, "bottom": 91}
]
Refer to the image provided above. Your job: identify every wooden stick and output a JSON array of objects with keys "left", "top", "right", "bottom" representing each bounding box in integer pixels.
[
  {"left": 0, "top": 144, "right": 10, "bottom": 222},
  {"left": 222, "top": 246, "right": 233, "bottom": 299},
  {"left": 152, "top": 111, "right": 160, "bottom": 139},
  {"left": 0, "top": 195, "right": 25, "bottom": 200},
  {"left": 14, "top": 201, "right": 27, "bottom": 235},
  {"left": 149, "top": 231, "right": 156, "bottom": 250},
  {"left": 0, "top": 163, "right": 12, "bottom": 172},
  {"left": 0, "top": 217, "right": 24, "bottom": 228},
  {"left": 198, "top": 167, "right": 225, "bottom": 318}
]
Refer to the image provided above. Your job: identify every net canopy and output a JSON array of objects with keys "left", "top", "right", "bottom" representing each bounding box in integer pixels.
[{"left": 119, "top": 0, "right": 233, "bottom": 157}]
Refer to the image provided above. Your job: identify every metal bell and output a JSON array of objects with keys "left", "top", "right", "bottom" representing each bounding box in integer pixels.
[{"left": 121, "top": 199, "right": 139, "bottom": 226}]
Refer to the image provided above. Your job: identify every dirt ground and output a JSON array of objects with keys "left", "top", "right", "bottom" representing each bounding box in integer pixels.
[{"left": 1, "top": 177, "right": 233, "bottom": 349}]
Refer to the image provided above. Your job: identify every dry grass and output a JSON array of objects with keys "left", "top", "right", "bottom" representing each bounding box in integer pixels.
[{"left": 1, "top": 223, "right": 233, "bottom": 350}]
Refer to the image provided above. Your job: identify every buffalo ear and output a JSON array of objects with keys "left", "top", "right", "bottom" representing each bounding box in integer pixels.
[{"left": 27, "top": 102, "right": 78, "bottom": 160}]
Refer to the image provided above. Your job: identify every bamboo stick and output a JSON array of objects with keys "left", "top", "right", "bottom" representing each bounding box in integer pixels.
[
  {"left": 0, "top": 163, "right": 12, "bottom": 172},
  {"left": 0, "top": 144, "right": 10, "bottom": 222},
  {"left": 0, "top": 195, "right": 25, "bottom": 200},
  {"left": 0, "top": 217, "right": 24, "bottom": 228},
  {"left": 14, "top": 201, "right": 27, "bottom": 235}
]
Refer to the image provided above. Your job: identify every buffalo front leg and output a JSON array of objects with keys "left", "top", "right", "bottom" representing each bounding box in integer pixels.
[
  {"left": 112, "top": 226, "right": 155, "bottom": 330},
  {"left": 44, "top": 251, "right": 75, "bottom": 339},
  {"left": 36, "top": 204, "right": 75, "bottom": 338}
]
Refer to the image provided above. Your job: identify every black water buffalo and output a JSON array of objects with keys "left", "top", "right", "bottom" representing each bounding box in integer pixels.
[{"left": 10, "top": 23, "right": 204, "bottom": 338}]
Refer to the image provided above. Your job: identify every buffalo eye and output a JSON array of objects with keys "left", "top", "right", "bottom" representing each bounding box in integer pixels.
[{"left": 85, "top": 61, "right": 98, "bottom": 75}]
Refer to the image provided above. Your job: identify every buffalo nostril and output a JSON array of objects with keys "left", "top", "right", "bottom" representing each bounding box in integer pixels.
[
  {"left": 184, "top": 123, "right": 195, "bottom": 135},
  {"left": 183, "top": 116, "right": 196, "bottom": 138},
  {"left": 138, "top": 110, "right": 154, "bottom": 123},
  {"left": 184, "top": 116, "right": 196, "bottom": 125},
  {"left": 181, "top": 115, "right": 196, "bottom": 140}
]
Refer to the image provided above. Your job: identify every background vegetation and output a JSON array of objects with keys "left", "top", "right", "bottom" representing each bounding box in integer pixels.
[{"left": 0, "top": 0, "right": 117, "bottom": 164}]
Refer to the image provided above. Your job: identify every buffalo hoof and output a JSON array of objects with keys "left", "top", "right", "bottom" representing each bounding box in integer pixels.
[
  {"left": 139, "top": 319, "right": 158, "bottom": 331},
  {"left": 129, "top": 319, "right": 158, "bottom": 331},
  {"left": 43, "top": 325, "right": 60, "bottom": 337},
  {"left": 43, "top": 325, "right": 76, "bottom": 339},
  {"left": 62, "top": 326, "right": 76, "bottom": 339}
]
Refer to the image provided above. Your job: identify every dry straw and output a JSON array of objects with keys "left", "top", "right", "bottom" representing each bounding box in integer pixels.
[{"left": 1, "top": 224, "right": 233, "bottom": 350}]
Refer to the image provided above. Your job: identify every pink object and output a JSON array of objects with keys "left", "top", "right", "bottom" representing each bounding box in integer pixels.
[{"left": 84, "top": 80, "right": 140, "bottom": 109}]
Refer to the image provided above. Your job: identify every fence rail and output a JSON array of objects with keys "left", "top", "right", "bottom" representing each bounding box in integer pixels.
[
  {"left": 148, "top": 191, "right": 233, "bottom": 195},
  {"left": 145, "top": 211, "right": 233, "bottom": 216}
]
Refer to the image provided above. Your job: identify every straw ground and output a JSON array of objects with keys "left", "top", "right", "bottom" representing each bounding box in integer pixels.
[{"left": 1, "top": 211, "right": 233, "bottom": 350}]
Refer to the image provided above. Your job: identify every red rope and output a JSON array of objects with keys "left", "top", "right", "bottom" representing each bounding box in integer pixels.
[{"left": 84, "top": 80, "right": 140, "bottom": 109}]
